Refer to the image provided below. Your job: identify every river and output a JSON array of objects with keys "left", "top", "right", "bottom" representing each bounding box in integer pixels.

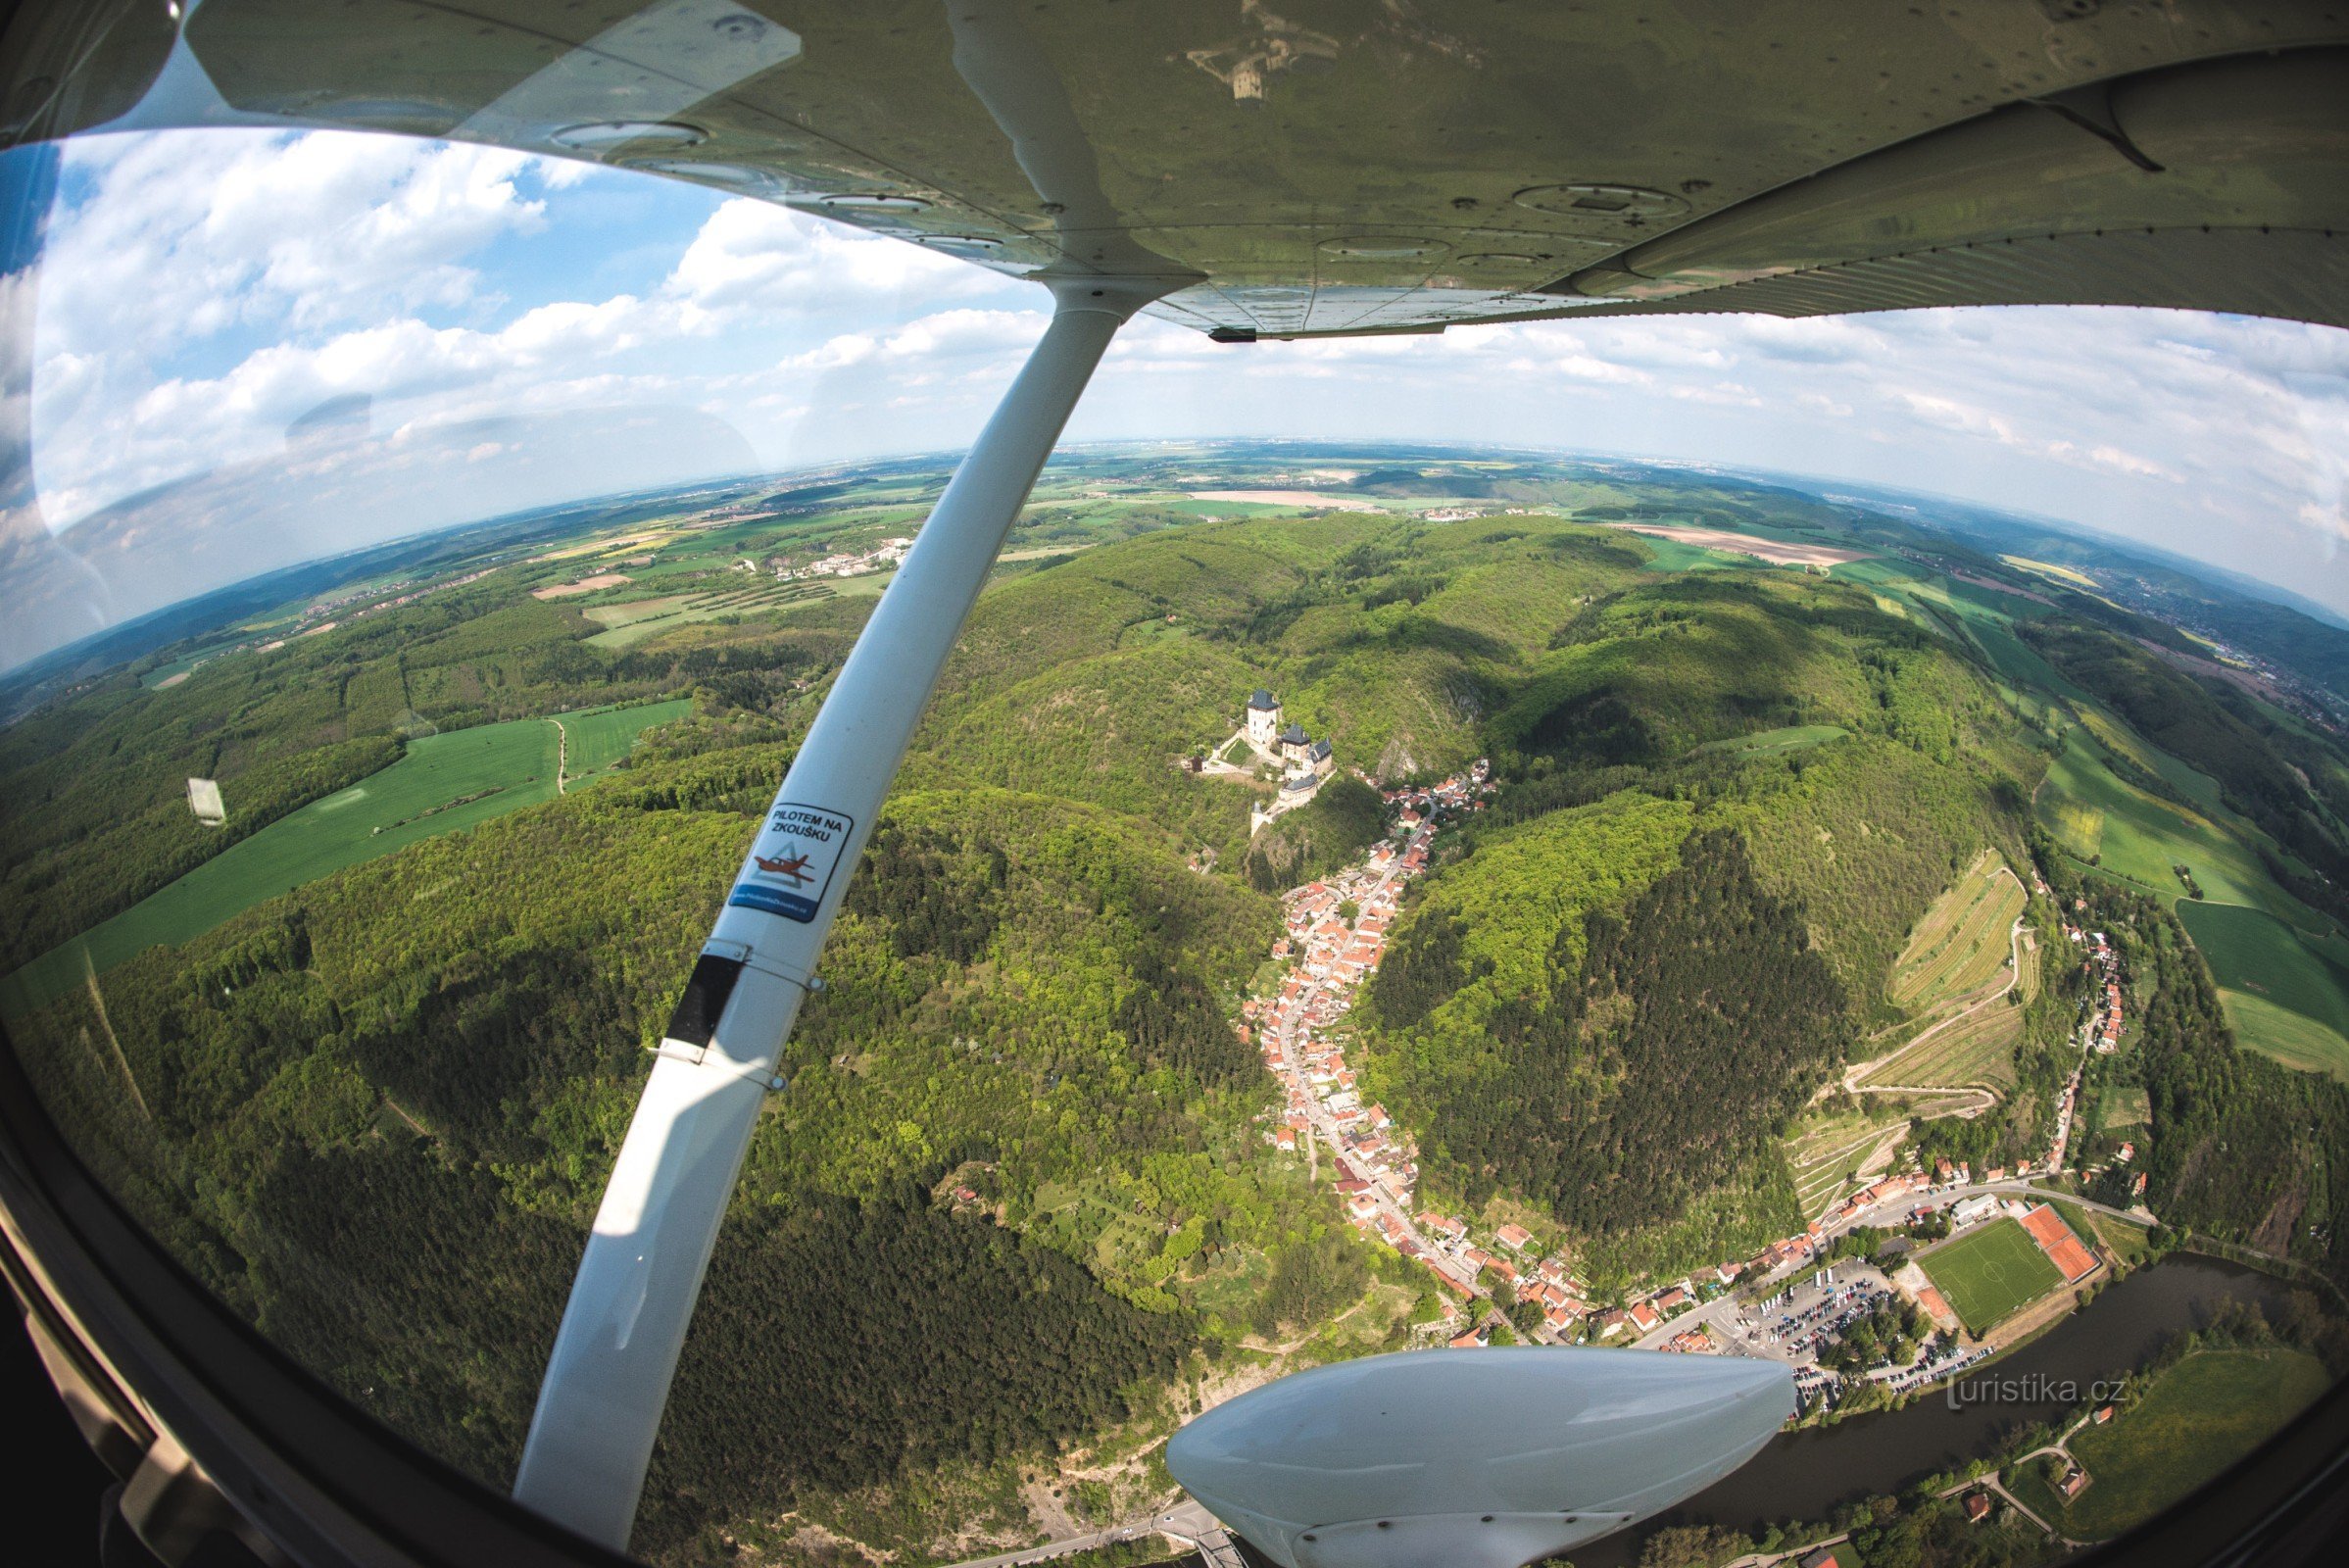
[{"left": 1575, "top": 1254, "right": 2293, "bottom": 1566}]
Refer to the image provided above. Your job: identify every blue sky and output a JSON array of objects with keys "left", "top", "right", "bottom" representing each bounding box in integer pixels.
[{"left": 3, "top": 126, "right": 2345, "bottom": 668}]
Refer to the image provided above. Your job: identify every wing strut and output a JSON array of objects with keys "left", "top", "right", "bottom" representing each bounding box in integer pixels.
[{"left": 512, "top": 272, "right": 1174, "bottom": 1549}]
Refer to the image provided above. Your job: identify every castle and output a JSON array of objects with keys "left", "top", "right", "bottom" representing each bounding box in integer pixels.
[{"left": 1245, "top": 690, "right": 1335, "bottom": 781}]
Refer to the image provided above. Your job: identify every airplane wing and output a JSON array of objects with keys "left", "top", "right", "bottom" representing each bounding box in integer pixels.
[{"left": 4, "top": 0, "right": 2344, "bottom": 337}]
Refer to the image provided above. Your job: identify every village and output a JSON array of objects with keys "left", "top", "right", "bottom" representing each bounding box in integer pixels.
[
  {"left": 761, "top": 534, "right": 912, "bottom": 581},
  {"left": 1229, "top": 727, "right": 2157, "bottom": 1430}
]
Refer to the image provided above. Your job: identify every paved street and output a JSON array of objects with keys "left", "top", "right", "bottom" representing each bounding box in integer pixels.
[{"left": 938, "top": 1499, "right": 1228, "bottom": 1568}]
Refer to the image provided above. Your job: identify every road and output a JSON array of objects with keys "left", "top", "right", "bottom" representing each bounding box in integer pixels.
[{"left": 936, "top": 1499, "right": 1234, "bottom": 1568}]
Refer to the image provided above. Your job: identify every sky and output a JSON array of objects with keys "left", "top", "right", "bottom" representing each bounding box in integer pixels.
[{"left": 3, "top": 125, "right": 2346, "bottom": 669}]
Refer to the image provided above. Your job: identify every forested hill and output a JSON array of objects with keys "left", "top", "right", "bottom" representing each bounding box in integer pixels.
[
  {"left": 1350, "top": 560, "right": 2030, "bottom": 1274},
  {"left": 1377, "top": 816, "right": 1849, "bottom": 1233},
  {"left": 15, "top": 773, "right": 1285, "bottom": 1558}
]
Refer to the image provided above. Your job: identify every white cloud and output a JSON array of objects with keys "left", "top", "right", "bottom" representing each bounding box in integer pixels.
[
  {"left": 666, "top": 197, "right": 995, "bottom": 315},
  {"left": 39, "top": 130, "right": 552, "bottom": 362},
  {"left": 10, "top": 124, "right": 2349, "bottom": 670}
]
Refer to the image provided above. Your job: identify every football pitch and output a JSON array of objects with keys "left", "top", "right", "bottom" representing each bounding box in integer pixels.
[{"left": 1920, "top": 1217, "right": 2065, "bottom": 1335}]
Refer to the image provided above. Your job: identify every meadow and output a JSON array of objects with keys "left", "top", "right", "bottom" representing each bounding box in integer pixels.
[
  {"left": 2175, "top": 900, "right": 2349, "bottom": 1080},
  {"left": 1688, "top": 723, "right": 1849, "bottom": 761},
  {"left": 2016, "top": 1349, "right": 2330, "bottom": 1541},
  {"left": 2099, "top": 1085, "right": 2150, "bottom": 1128},
  {"left": 2, "top": 702, "right": 684, "bottom": 1017},
  {"left": 561, "top": 699, "right": 694, "bottom": 782},
  {"left": 1920, "top": 1216, "right": 2065, "bottom": 1334}
]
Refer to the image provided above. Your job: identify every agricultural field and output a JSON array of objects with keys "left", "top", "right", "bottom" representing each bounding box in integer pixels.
[
  {"left": 1858, "top": 998, "right": 2025, "bottom": 1091},
  {"left": 2175, "top": 900, "right": 2349, "bottom": 1080},
  {"left": 1998, "top": 555, "right": 2100, "bottom": 590},
  {"left": 583, "top": 580, "right": 844, "bottom": 648},
  {"left": 2, "top": 702, "right": 682, "bottom": 1017},
  {"left": 2017, "top": 1350, "right": 2330, "bottom": 1541},
  {"left": 2037, "top": 725, "right": 2309, "bottom": 923},
  {"left": 2014, "top": 928, "right": 2042, "bottom": 1003},
  {"left": 561, "top": 698, "right": 695, "bottom": 783},
  {"left": 1887, "top": 850, "right": 2025, "bottom": 1013},
  {"left": 1784, "top": 1103, "right": 1909, "bottom": 1221},
  {"left": 1919, "top": 1216, "right": 2065, "bottom": 1334}
]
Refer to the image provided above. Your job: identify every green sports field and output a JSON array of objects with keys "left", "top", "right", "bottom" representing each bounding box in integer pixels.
[
  {"left": 2175, "top": 900, "right": 2349, "bottom": 1080},
  {"left": 1, "top": 702, "right": 685, "bottom": 1018},
  {"left": 1920, "top": 1216, "right": 2065, "bottom": 1335}
]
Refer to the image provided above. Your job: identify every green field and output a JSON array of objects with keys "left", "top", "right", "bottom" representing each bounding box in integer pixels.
[
  {"left": 1627, "top": 536, "right": 1769, "bottom": 574},
  {"left": 2037, "top": 724, "right": 2314, "bottom": 924},
  {"left": 1, "top": 703, "right": 683, "bottom": 1017},
  {"left": 2021, "top": 1350, "right": 2330, "bottom": 1540},
  {"left": 562, "top": 698, "right": 693, "bottom": 781},
  {"left": 2175, "top": 901, "right": 2349, "bottom": 1080},
  {"left": 1689, "top": 723, "right": 1849, "bottom": 761},
  {"left": 2081, "top": 1206, "right": 2153, "bottom": 1267},
  {"left": 1920, "top": 1216, "right": 2065, "bottom": 1334},
  {"left": 1888, "top": 851, "right": 2025, "bottom": 1012}
]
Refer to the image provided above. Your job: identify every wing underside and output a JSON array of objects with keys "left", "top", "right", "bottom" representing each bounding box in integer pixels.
[{"left": 3, "top": 2, "right": 2344, "bottom": 331}]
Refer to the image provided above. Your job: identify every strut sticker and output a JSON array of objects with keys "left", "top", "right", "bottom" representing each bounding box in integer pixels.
[{"left": 727, "top": 802, "right": 855, "bottom": 922}]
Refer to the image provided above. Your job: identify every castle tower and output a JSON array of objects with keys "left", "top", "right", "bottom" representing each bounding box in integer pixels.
[{"left": 1247, "top": 688, "right": 1282, "bottom": 747}]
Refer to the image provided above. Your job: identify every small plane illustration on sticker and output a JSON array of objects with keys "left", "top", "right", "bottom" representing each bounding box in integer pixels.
[{"left": 754, "top": 851, "right": 814, "bottom": 886}]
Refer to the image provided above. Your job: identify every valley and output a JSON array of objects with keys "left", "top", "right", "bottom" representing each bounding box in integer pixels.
[{"left": 4, "top": 442, "right": 2348, "bottom": 1568}]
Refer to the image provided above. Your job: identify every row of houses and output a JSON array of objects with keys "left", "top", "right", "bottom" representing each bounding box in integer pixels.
[
  {"left": 2066, "top": 924, "right": 2127, "bottom": 1054},
  {"left": 775, "top": 535, "right": 911, "bottom": 580},
  {"left": 1250, "top": 767, "right": 1515, "bottom": 1312}
]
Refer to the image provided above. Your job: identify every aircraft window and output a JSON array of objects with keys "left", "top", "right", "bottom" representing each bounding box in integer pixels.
[{"left": 3, "top": 28, "right": 2348, "bottom": 1568}]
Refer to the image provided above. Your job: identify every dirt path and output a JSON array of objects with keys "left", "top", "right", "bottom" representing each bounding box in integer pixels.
[
  {"left": 83, "top": 956, "right": 150, "bottom": 1121},
  {"left": 552, "top": 717, "right": 569, "bottom": 793}
]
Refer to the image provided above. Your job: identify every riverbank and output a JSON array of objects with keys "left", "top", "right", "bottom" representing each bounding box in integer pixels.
[{"left": 1572, "top": 1253, "right": 2295, "bottom": 1568}]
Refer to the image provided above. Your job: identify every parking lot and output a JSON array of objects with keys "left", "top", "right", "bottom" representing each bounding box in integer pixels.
[{"left": 1720, "top": 1262, "right": 1899, "bottom": 1368}]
